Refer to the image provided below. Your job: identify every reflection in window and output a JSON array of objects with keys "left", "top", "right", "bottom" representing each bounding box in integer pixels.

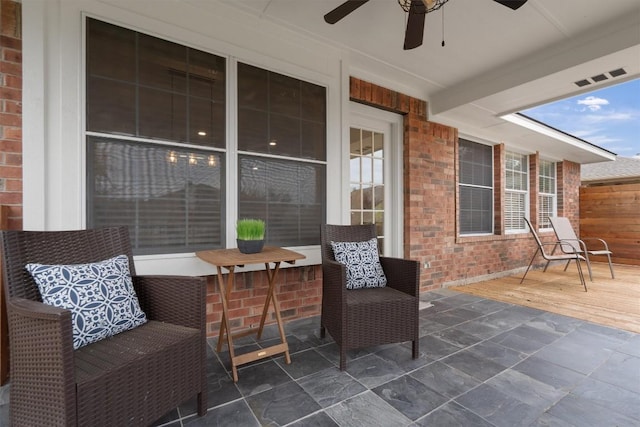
[
  {"left": 87, "top": 137, "right": 224, "bottom": 254},
  {"left": 238, "top": 156, "right": 324, "bottom": 246},
  {"left": 86, "top": 18, "right": 226, "bottom": 148}
]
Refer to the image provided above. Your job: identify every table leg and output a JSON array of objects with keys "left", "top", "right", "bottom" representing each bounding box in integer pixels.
[
  {"left": 256, "top": 262, "right": 274, "bottom": 339},
  {"left": 215, "top": 265, "right": 239, "bottom": 382},
  {"left": 256, "top": 261, "right": 291, "bottom": 364}
]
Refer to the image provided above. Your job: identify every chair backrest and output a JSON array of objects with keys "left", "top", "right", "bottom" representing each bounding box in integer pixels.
[
  {"left": 320, "top": 224, "right": 377, "bottom": 263},
  {"left": 548, "top": 216, "right": 581, "bottom": 253},
  {"left": 1, "top": 227, "right": 134, "bottom": 301},
  {"left": 523, "top": 217, "right": 551, "bottom": 257}
]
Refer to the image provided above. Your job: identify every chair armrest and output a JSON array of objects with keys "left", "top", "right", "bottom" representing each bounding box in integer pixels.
[
  {"left": 379, "top": 257, "right": 420, "bottom": 297},
  {"left": 133, "top": 275, "right": 207, "bottom": 331},
  {"left": 542, "top": 240, "right": 581, "bottom": 255},
  {"left": 6, "top": 298, "right": 77, "bottom": 422},
  {"left": 321, "top": 260, "right": 347, "bottom": 297},
  {"left": 580, "top": 237, "right": 611, "bottom": 251}
]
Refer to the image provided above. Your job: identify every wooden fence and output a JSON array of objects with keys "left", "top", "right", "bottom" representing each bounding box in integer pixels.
[{"left": 580, "top": 183, "right": 640, "bottom": 266}]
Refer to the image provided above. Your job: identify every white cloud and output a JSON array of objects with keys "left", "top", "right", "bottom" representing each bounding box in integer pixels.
[{"left": 577, "top": 96, "right": 609, "bottom": 111}]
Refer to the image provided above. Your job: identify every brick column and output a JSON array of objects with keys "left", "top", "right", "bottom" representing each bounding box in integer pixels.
[{"left": 0, "top": 0, "right": 22, "bottom": 229}]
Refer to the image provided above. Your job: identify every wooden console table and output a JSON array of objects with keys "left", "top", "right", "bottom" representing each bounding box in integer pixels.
[{"left": 196, "top": 246, "right": 305, "bottom": 382}]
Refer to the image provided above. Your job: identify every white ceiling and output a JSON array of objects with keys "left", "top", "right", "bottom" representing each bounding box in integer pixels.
[{"left": 218, "top": 0, "right": 640, "bottom": 163}]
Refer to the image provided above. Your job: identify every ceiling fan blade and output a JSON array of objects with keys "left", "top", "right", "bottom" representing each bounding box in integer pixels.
[
  {"left": 324, "top": 0, "right": 370, "bottom": 24},
  {"left": 493, "top": 0, "right": 528, "bottom": 10},
  {"left": 404, "top": 0, "right": 427, "bottom": 50}
]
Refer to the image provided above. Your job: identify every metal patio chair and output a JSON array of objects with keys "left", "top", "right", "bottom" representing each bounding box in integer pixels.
[
  {"left": 548, "top": 216, "right": 615, "bottom": 280},
  {"left": 521, "top": 217, "right": 587, "bottom": 291}
]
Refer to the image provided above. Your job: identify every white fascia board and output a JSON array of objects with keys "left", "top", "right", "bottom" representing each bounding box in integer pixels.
[{"left": 500, "top": 113, "right": 616, "bottom": 161}]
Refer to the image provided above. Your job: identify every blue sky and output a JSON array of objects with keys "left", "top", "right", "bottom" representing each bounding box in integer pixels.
[{"left": 522, "top": 78, "right": 640, "bottom": 158}]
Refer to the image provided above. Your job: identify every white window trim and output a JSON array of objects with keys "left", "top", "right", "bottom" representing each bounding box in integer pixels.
[
  {"left": 23, "top": 0, "right": 344, "bottom": 275},
  {"left": 458, "top": 135, "right": 495, "bottom": 236}
]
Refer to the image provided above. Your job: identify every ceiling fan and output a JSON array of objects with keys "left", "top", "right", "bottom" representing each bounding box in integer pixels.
[{"left": 324, "top": 0, "right": 528, "bottom": 50}]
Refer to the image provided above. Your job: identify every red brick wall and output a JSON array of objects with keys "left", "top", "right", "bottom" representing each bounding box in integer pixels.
[
  {"left": 0, "top": 0, "right": 22, "bottom": 230},
  {"left": 558, "top": 160, "right": 581, "bottom": 229},
  {"left": 350, "top": 77, "right": 582, "bottom": 290},
  {"left": 205, "top": 265, "right": 322, "bottom": 337}
]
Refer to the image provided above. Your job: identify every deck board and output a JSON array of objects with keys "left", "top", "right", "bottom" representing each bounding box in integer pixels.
[{"left": 452, "top": 262, "right": 640, "bottom": 333}]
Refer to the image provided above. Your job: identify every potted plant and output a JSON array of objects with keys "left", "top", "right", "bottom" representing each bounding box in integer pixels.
[{"left": 236, "top": 219, "right": 265, "bottom": 254}]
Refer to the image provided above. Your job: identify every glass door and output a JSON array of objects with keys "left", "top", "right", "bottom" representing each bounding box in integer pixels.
[{"left": 350, "top": 104, "right": 402, "bottom": 256}]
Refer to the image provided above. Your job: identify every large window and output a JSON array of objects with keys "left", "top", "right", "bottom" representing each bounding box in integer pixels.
[
  {"left": 538, "top": 159, "right": 556, "bottom": 229},
  {"left": 505, "top": 152, "right": 528, "bottom": 232},
  {"left": 86, "top": 19, "right": 326, "bottom": 254},
  {"left": 459, "top": 139, "right": 493, "bottom": 235},
  {"left": 237, "top": 63, "right": 326, "bottom": 247}
]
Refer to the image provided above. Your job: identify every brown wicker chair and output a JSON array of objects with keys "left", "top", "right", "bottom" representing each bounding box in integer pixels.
[
  {"left": 320, "top": 224, "right": 420, "bottom": 370},
  {"left": 1, "top": 227, "right": 208, "bottom": 426}
]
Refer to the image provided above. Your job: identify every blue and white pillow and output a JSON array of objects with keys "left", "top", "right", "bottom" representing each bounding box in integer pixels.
[
  {"left": 330, "top": 238, "right": 387, "bottom": 290},
  {"left": 25, "top": 255, "right": 147, "bottom": 349}
]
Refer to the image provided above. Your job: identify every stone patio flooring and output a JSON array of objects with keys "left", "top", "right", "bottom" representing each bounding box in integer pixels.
[{"left": 1, "top": 288, "right": 639, "bottom": 426}]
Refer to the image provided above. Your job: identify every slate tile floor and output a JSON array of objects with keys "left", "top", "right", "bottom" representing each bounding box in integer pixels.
[{"left": 1, "top": 288, "right": 639, "bottom": 426}]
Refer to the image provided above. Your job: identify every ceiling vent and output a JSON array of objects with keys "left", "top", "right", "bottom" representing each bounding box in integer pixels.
[
  {"left": 591, "top": 73, "right": 608, "bottom": 82},
  {"left": 573, "top": 67, "right": 627, "bottom": 88},
  {"left": 609, "top": 68, "right": 627, "bottom": 78}
]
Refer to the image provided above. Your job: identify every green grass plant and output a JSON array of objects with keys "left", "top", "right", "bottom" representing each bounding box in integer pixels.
[{"left": 236, "top": 219, "right": 265, "bottom": 240}]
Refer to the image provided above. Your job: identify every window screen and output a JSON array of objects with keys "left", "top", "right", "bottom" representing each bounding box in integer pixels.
[{"left": 459, "top": 139, "right": 493, "bottom": 234}]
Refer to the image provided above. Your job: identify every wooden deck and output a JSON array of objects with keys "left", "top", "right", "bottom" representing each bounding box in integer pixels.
[{"left": 452, "top": 262, "right": 640, "bottom": 334}]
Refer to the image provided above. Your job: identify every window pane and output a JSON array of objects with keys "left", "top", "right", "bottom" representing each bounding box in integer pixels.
[
  {"left": 238, "top": 155, "right": 325, "bottom": 246},
  {"left": 270, "top": 113, "right": 301, "bottom": 157},
  {"left": 505, "top": 192, "right": 526, "bottom": 230},
  {"left": 538, "top": 195, "right": 554, "bottom": 228},
  {"left": 189, "top": 48, "right": 226, "bottom": 102},
  {"left": 138, "top": 34, "right": 187, "bottom": 93},
  {"left": 506, "top": 153, "right": 528, "bottom": 191},
  {"left": 301, "top": 121, "right": 326, "bottom": 159},
  {"left": 87, "top": 77, "right": 136, "bottom": 135},
  {"left": 139, "top": 88, "right": 187, "bottom": 142},
  {"left": 459, "top": 139, "right": 493, "bottom": 234},
  {"left": 238, "top": 108, "right": 268, "bottom": 152},
  {"left": 237, "top": 62, "right": 326, "bottom": 161},
  {"left": 87, "top": 137, "right": 225, "bottom": 254},
  {"left": 87, "top": 19, "right": 136, "bottom": 82},
  {"left": 459, "top": 139, "right": 492, "bottom": 187},
  {"left": 538, "top": 160, "right": 556, "bottom": 228},
  {"left": 189, "top": 98, "right": 225, "bottom": 148},
  {"left": 300, "top": 82, "right": 326, "bottom": 123},
  {"left": 459, "top": 187, "right": 492, "bottom": 234},
  {"left": 86, "top": 17, "right": 226, "bottom": 145}
]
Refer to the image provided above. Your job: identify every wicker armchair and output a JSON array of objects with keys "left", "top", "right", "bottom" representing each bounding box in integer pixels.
[
  {"left": 320, "top": 224, "right": 420, "bottom": 370},
  {"left": 1, "top": 227, "right": 207, "bottom": 426}
]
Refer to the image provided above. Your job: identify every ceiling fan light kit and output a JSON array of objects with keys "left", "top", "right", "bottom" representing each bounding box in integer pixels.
[{"left": 324, "top": 0, "right": 528, "bottom": 50}]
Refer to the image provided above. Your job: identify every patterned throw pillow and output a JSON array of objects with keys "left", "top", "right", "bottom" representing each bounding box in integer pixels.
[
  {"left": 25, "top": 255, "right": 147, "bottom": 349},
  {"left": 330, "top": 238, "right": 387, "bottom": 289}
]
